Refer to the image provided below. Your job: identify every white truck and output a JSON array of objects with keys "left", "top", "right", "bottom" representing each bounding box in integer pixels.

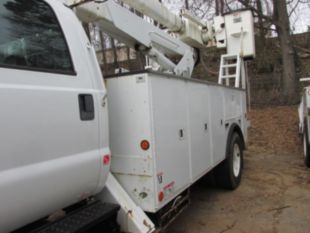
[
  {"left": 0, "top": 0, "right": 255, "bottom": 232},
  {"left": 299, "top": 79, "right": 310, "bottom": 167}
]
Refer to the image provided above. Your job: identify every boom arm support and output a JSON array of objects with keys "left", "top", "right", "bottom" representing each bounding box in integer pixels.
[{"left": 68, "top": 0, "right": 195, "bottom": 77}]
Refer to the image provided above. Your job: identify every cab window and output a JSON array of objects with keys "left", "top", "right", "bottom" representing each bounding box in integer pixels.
[{"left": 0, "top": 0, "right": 75, "bottom": 74}]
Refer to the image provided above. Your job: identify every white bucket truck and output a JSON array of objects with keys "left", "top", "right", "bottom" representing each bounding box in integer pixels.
[{"left": 0, "top": 0, "right": 255, "bottom": 232}]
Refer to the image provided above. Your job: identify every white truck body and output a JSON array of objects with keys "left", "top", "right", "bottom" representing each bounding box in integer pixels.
[
  {"left": 299, "top": 84, "right": 310, "bottom": 134},
  {"left": 0, "top": 0, "right": 253, "bottom": 232},
  {"left": 107, "top": 71, "right": 248, "bottom": 212},
  {"left": 299, "top": 85, "right": 310, "bottom": 167}
]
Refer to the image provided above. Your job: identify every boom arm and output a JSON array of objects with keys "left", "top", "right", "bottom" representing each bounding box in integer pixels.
[
  {"left": 65, "top": 0, "right": 255, "bottom": 77},
  {"left": 120, "top": 0, "right": 213, "bottom": 48},
  {"left": 67, "top": 0, "right": 195, "bottom": 77}
]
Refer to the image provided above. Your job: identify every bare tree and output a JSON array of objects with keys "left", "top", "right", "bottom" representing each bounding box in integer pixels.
[
  {"left": 178, "top": 0, "right": 310, "bottom": 103},
  {"left": 235, "top": 0, "right": 300, "bottom": 103},
  {"left": 215, "top": 0, "right": 224, "bottom": 15},
  {"left": 273, "top": 0, "right": 298, "bottom": 103},
  {"left": 110, "top": 37, "right": 119, "bottom": 70},
  {"left": 256, "top": 0, "right": 267, "bottom": 46},
  {"left": 185, "top": 0, "right": 189, "bottom": 10}
]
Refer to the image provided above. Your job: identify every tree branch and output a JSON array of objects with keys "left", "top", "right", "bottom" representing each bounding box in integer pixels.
[{"left": 237, "top": 0, "right": 274, "bottom": 23}]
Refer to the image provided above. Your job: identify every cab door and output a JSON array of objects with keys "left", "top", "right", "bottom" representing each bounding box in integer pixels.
[{"left": 0, "top": 0, "right": 106, "bottom": 231}]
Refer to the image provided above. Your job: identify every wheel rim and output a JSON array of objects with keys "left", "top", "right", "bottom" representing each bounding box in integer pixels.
[
  {"left": 304, "top": 132, "right": 307, "bottom": 158},
  {"left": 233, "top": 143, "right": 241, "bottom": 177}
]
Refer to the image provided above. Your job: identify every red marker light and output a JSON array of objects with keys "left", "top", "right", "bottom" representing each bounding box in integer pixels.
[
  {"left": 103, "top": 155, "right": 110, "bottom": 165},
  {"left": 158, "top": 191, "right": 164, "bottom": 202},
  {"left": 140, "top": 140, "right": 150, "bottom": 151}
]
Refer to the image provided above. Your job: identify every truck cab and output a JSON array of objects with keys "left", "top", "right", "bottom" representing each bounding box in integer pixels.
[{"left": 0, "top": 0, "right": 110, "bottom": 231}]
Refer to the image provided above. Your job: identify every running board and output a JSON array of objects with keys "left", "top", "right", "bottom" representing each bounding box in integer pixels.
[
  {"left": 18, "top": 201, "right": 120, "bottom": 233},
  {"left": 97, "top": 172, "right": 156, "bottom": 233}
]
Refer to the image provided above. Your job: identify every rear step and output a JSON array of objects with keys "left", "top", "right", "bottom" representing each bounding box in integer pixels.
[
  {"left": 27, "top": 201, "right": 120, "bottom": 233},
  {"left": 149, "top": 189, "right": 190, "bottom": 232}
]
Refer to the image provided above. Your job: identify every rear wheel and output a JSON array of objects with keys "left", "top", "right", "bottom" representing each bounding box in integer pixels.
[
  {"left": 214, "top": 132, "right": 243, "bottom": 190},
  {"left": 303, "top": 120, "right": 310, "bottom": 167}
]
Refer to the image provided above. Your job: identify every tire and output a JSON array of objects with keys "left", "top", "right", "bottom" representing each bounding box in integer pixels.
[
  {"left": 214, "top": 132, "right": 243, "bottom": 190},
  {"left": 303, "top": 120, "right": 310, "bottom": 167}
]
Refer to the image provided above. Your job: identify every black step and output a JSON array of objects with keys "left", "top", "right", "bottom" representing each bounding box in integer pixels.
[{"left": 30, "top": 201, "right": 120, "bottom": 233}]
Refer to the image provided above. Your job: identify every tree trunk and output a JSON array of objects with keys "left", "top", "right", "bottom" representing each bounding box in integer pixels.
[
  {"left": 273, "top": 0, "right": 298, "bottom": 104},
  {"left": 110, "top": 37, "right": 119, "bottom": 70},
  {"left": 256, "top": 0, "right": 266, "bottom": 46},
  {"left": 126, "top": 46, "right": 132, "bottom": 70},
  {"left": 82, "top": 23, "right": 91, "bottom": 40},
  {"left": 219, "top": 0, "right": 224, "bottom": 15},
  {"left": 99, "top": 32, "right": 108, "bottom": 75},
  {"left": 215, "top": 0, "right": 220, "bottom": 15},
  {"left": 185, "top": 0, "right": 189, "bottom": 10}
]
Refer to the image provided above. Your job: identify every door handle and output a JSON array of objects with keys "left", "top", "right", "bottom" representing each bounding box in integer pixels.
[{"left": 78, "top": 94, "right": 94, "bottom": 121}]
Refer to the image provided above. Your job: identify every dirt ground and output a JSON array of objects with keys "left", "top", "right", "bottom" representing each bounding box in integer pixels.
[{"left": 166, "top": 106, "right": 310, "bottom": 233}]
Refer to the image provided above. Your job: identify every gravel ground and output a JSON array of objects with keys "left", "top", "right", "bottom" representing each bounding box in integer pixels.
[{"left": 166, "top": 106, "right": 310, "bottom": 233}]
